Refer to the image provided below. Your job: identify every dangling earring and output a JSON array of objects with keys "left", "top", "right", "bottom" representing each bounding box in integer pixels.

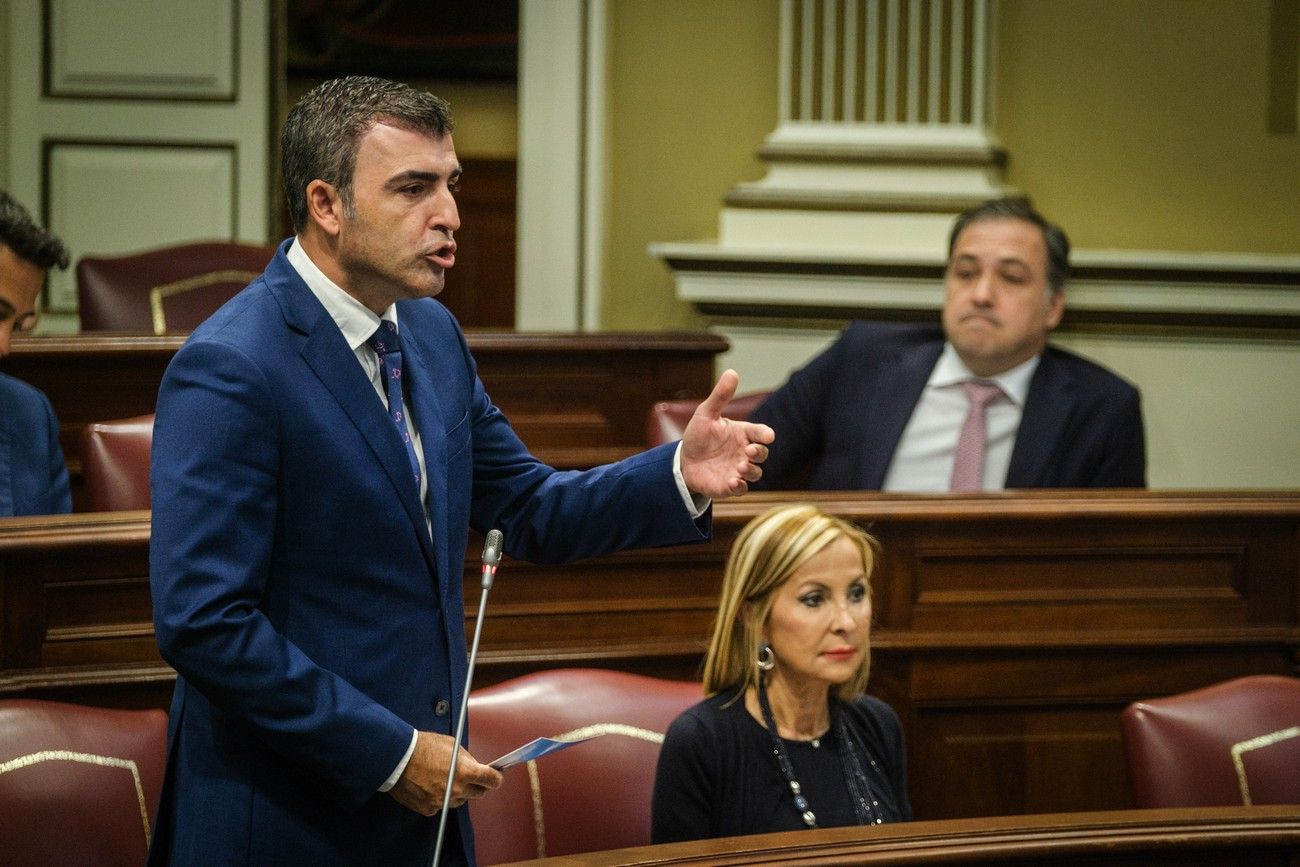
[{"left": 757, "top": 641, "right": 776, "bottom": 672}]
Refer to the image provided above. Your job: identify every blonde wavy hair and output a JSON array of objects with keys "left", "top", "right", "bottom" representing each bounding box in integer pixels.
[{"left": 701, "top": 503, "right": 880, "bottom": 703}]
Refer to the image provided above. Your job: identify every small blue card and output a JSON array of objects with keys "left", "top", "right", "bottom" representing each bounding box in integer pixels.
[{"left": 489, "top": 734, "right": 600, "bottom": 770}]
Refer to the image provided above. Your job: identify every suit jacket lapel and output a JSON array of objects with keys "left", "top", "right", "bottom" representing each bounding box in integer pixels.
[
  {"left": 856, "top": 340, "right": 943, "bottom": 488},
  {"left": 399, "top": 331, "right": 451, "bottom": 596},
  {"left": 1007, "top": 350, "right": 1073, "bottom": 487},
  {"left": 266, "top": 253, "right": 438, "bottom": 569}
]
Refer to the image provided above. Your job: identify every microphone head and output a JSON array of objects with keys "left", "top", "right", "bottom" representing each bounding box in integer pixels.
[{"left": 481, "top": 529, "right": 504, "bottom": 566}]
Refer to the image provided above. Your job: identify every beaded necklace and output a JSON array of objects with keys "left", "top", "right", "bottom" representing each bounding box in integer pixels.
[{"left": 756, "top": 677, "right": 883, "bottom": 828}]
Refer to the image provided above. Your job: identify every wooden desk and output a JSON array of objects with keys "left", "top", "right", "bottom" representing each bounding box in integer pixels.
[
  {"left": 5, "top": 331, "right": 727, "bottom": 507},
  {"left": 505, "top": 806, "right": 1300, "bottom": 866},
  {"left": 2, "top": 492, "right": 1298, "bottom": 818}
]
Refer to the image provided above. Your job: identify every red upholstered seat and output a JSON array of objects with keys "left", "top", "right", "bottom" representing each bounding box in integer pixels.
[
  {"left": 0, "top": 699, "right": 168, "bottom": 867},
  {"left": 81, "top": 414, "right": 155, "bottom": 511},
  {"left": 76, "top": 240, "right": 275, "bottom": 333},
  {"left": 1120, "top": 674, "right": 1300, "bottom": 808},
  {"left": 467, "top": 668, "right": 702, "bottom": 864},
  {"left": 644, "top": 390, "right": 770, "bottom": 448}
]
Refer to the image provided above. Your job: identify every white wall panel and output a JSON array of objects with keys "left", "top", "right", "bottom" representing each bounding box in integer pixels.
[
  {"left": 45, "top": 143, "right": 236, "bottom": 310},
  {"left": 1052, "top": 332, "right": 1300, "bottom": 490},
  {"left": 48, "top": 0, "right": 235, "bottom": 99},
  {"left": 4, "top": 0, "right": 268, "bottom": 332}
]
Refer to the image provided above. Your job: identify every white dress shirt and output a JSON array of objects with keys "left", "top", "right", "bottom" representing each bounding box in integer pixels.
[{"left": 882, "top": 343, "right": 1040, "bottom": 492}]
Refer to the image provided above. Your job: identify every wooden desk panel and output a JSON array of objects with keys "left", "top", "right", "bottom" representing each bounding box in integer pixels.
[
  {"left": 1, "top": 492, "right": 1297, "bottom": 818},
  {"left": 5, "top": 331, "right": 727, "bottom": 508},
  {"left": 506, "top": 807, "right": 1300, "bottom": 866}
]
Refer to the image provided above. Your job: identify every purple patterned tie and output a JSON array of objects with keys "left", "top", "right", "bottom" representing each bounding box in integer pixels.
[
  {"left": 949, "top": 380, "right": 1004, "bottom": 492},
  {"left": 367, "top": 321, "right": 421, "bottom": 487}
]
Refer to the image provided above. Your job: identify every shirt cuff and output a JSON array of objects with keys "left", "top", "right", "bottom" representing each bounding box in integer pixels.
[
  {"left": 673, "top": 441, "right": 711, "bottom": 519},
  {"left": 379, "top": 728, "right": 419, "bottom": 792}
]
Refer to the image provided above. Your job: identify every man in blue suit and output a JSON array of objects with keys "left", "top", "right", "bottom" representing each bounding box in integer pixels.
[
  {"left": 751, "top": 197, "right": 1145, "bottom": 491},
  {"left": 148, "top": 77, "right": 773, "bottom": 866},
  {"left": 0, "top": 189, "right": 72, "bottom": 516}
]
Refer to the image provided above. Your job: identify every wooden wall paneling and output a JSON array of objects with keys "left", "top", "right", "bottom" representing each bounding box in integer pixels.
[
  {"left": 466, "top": 332, "right": 725, "bottom": 461},
  {"left": 2, "top": 492, "right": 1298, "bottom": 818},
  {"left": 438, "top": 156, "right": 517, "bottom": 328},
  {"left": 5, "top": 331, "right": 728, "bottom": 509},
  {"left": 0, "top": 512, "right": 170, "bottom": 709},
  {"left": 517, "top": 806, "right": 1300, "bottom": 865}
]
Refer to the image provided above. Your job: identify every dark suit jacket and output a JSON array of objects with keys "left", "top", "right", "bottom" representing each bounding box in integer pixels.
[
  {"left": 0, "top": 372, "right": 71, "bottom": 516},
  {"left": 148, "top": 242, "right": 708, "bottom": 866},
  {"left": 750, "top": 322, "right": 1146, "bottom": 490}
]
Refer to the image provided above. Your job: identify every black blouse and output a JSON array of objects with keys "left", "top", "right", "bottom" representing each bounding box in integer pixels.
[{"left": 651, "top": 689, "right": 911, "bottom": 844}]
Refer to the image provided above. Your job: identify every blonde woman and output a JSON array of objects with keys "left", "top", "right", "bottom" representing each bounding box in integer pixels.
[{"left": 652, "top": 503, "right": 910, "bottom": 843}]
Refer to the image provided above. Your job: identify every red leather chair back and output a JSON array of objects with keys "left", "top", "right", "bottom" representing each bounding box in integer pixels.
[
  {"left": 76, "top": 241, "right": 275, "bottom": 333},
  {"left": 81, "top": 414, "right": 155, "bottom": 511},
  {"left": 0, "top": 699, "right": 168, "bottom": 867},
  {"left": 645, "top": 390, "right": 770, "bottom": 448},
  {"left": 467, "top": 668, "right": 703, "bottom": 864},
  {"left": 1120, "top": 674, "right": 1300, "bottom": 808}
]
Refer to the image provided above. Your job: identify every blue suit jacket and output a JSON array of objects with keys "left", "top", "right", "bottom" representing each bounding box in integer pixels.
[
  {"left": 0, "top": 372, "right": 71, "bottom": 516},
  {"left": 750, "top": 322, "right": 1146, "bottom": 490},
  {"left": 148, "top": 242, "right": 708, "bottom": 866}
]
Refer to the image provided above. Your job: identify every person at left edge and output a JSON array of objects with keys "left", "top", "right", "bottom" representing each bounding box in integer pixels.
[
  {"left": 147, "top": 76, "right": 775, "bottom": 867},
  {"left": 0, "top": 189, "right": 72, "bottom": 517}
]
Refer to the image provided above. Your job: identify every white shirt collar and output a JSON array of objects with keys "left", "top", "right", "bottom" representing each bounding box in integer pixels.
[
  {"left": 286, "top": 237, "right": 399, "bottom": 349},
  {"left": 927, "top": 342, "right": 1040, "bottom": 407}
]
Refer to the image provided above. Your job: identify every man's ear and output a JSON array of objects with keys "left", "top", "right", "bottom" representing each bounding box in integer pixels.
[
  {"left": 1045, "top": 288, "right": 1066, "bottom": 331},
  {"left": 305, "top": 180, "right": 343, "bottom": 237}
]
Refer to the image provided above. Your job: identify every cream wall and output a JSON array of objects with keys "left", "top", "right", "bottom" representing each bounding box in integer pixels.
[
  {"left": 1052, "top": 332, "right": 1300, "bottom": 488},
  {"left": 603, "top": 0, "right": 779, "bottom": 330},
  {"left": 0, "top": 0, "right": 9, "bottom": 184},
  {"left": 604, "top": 0, "right": 1297, "bottom": 314},
  {"left": 996, "top": 0, "right": 1299, "bottom": 254}
]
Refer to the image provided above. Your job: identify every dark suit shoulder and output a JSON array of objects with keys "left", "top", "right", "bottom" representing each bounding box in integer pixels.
[
  {"left": 1040, "top": 343, "right": 1140, "bottom": 400},
  {"left": 0, "top": 370, "right": 53, "bottom": 411}
]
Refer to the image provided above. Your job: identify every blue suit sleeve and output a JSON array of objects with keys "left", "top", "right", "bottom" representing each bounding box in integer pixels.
[
  {"left": 453, "top": 337, "right": 710, "bottom": 564},
  {"left": 38, "top": 390, "right": 71, "bottom": 513},
  {"left": 150, "top": 339, "right": 412, "bottom": 802}
]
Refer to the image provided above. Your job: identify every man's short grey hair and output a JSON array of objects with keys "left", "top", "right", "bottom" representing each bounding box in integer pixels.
[
  {"left": 947, "top": 196, "right": 1071, "bottom": 294},
  {"left": 281, "top": 76, "right": 454, "bottom": 234},
  {"left": 0, "top": 189, "right": 69, "bottom": 270}
]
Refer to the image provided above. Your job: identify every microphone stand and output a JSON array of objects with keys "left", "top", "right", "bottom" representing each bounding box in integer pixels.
[{"left": 431, "top": 530, "right": 502, "bottom": 867}]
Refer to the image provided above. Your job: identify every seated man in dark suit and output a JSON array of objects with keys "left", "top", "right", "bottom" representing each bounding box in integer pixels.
[
  {"left": 751, "top": 196, "right": 1145, "bottom": 491},
  {"left": 0, "top": 189, "right": 72, "bottom": 515}
]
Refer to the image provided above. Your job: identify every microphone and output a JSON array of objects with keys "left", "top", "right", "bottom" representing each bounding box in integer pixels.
[
  {"left": 432, "top": 529, "right": 503, "bottom": 867},
  {"left": 479, "top": 528, "right": 503, "bottom": 590}
]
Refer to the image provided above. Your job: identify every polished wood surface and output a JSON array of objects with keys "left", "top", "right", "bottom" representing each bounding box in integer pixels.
[
  {"left": 502, "top": 806, "right": 1300, "bottom": 866},
  {"left": 1, "top": 492, "right": 1297, "bottom": 817},
  {"left": 5, "top": 331, "right": 727, "bottom": 507}
]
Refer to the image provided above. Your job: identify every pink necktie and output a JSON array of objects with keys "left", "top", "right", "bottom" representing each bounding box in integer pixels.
[{"left": 949, "top": 380, "right": 1004, "bottom": 492}]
